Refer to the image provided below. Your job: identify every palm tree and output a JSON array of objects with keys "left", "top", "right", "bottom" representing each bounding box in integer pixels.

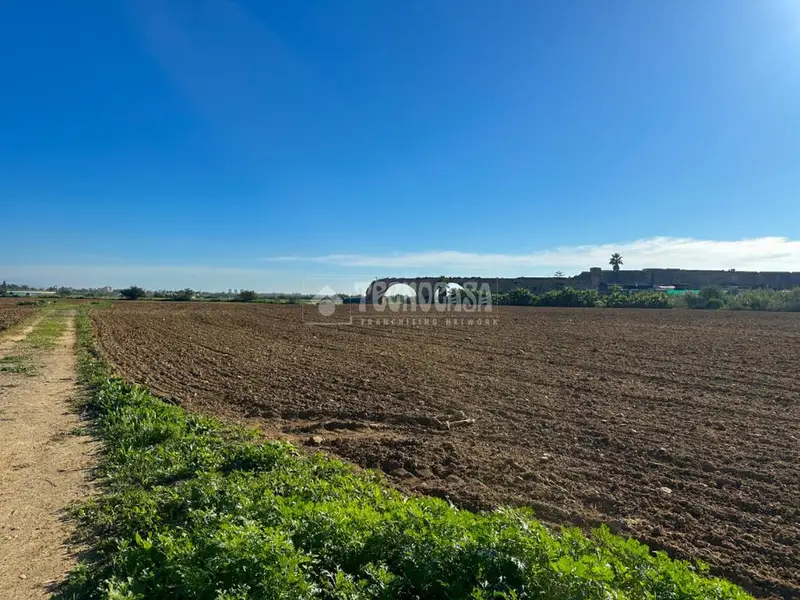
[
  {"left": 554, "top": 271, "right": 565, "bottom": 278},
  {"left": 609, "top": 253, "right": 623, "bottom": 272}
]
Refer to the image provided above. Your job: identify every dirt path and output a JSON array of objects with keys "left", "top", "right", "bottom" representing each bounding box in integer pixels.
[
  {"left": 0, "top": 315, "right": 44, "bottom": 357},
  {"left": 0, "top": 312, "right": 95, "bottom": 598}
]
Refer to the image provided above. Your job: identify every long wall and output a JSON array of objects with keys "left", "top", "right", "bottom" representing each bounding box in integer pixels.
[
  {"left": 578, "top": 268, "right": 800, "bottom": 289},
  {"left": 365, "top": 268, "right": 800, "bottom": 301}
]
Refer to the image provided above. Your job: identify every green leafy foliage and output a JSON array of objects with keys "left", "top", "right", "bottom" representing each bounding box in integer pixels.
[
  {"left": 679, "top": 287, "right": 800, "bottom": 311},
  {"left": 603, "top": 287, "right": 672, "bottom": 309},
  {"left": 119, "top": 286, "right": 146, "bottom": 300},
  {"left": 538, "top": 288, "right": 601, "bottom": 307},
  {"left": 235, "top": 290, "right": 259, "bottom": 302},
  {"left": 169, "top": 288, "right": 195, "bottom": 301},
  {"left": 724, "top": 288, "right": 800, "bottom": 312},
  {"left": 64, "top": 312, "right": 752, "bottom": 600},
  {"left": 26, "top": 314, "right": 67, "bottom": 348},
  {"left": 0, "top": 355, "right": 36, "bottom": 375},
  {"left": 494, "top": 287, "right": 602, "bottom": 307}
]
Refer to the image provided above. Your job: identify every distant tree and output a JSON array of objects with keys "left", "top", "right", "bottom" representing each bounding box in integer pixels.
[
  {"left": 609, "top": 253, "right": 624, "bottom": 272},
  {"left": 236, "top": 289, "right": 258, "bottom": 302},
  {"left": 119, "top": 285, "right": 146, "bottom": 300},
  {"left": 171, "top": 288, "right": 195, "bottom": 301},
  {"left": 554, "top": 271, "right": 565, "bottom": 278},
  {"left": 506, "top": 288, "right": 537, "bottom": 306}
]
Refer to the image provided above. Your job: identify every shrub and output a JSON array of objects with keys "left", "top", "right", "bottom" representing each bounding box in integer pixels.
[
  {"left": 538, "top": 287, "right": 601, "bottom": 307},
  {"left": 604, "top": 288, "right": 672, "bottom": 309},
  {"left": 725, "top": 288, "right": 800, "bottom": 312},
  {"left": 119, "top": 285, "right": 146, "bottom": 300},
  {"left": 236, "top": 290, "right": 258, "bottom": 302},
  {"left": 170, "top": 288, "right": 195, "bottom": 301},
  {"left": 700, "top": 286, "right": 725, "bottom": 302},
  {"left": 506, "top": 288, "right": 538, "bottom": 306},
  {"left": 681, "top": 287, "right": 800, "bottom": 312}
]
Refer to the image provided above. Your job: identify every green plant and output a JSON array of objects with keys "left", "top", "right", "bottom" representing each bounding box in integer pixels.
[
  {"left": 119, "top": 286, "right": 146, "bottom": 300},
  {"left": 0, "top": 355, "right": 35, "bottom": 375},
  {"left": 538, "top": 287, "right": 601, "bottom": 307},
  {"left": 724, "top": 288, "right": 800, "bottom": 312},
  {"left": 504, "top": 288, "right": 538, "bottom": 306},
  {"left": 700, "top": 286, "right": 724, "bottom": 302},
  {"left": 604, "top": 287, "right": 671, "bottom": 309},
  {"left": 26, "top": 315, "right": 67, "bottom": 348},
  {"left": 493, "top": 287, "right": 601, "bottom": 307},
  {"left": 170, "top": 288, "right": 195, "bottom": 301},
  {"left": 236, "top": 290, "right": 258, "bottom": 302}
]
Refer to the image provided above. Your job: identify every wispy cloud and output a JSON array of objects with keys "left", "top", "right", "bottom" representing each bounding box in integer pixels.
[
  {"left": 5, "top": 237, "right": 798, "bottom": 292},
  {"left": 0, "top": 265, "right": 290, "bottom": 292},
  {"left": 264, "top": 236, "right": 800, "bottom": 275}
]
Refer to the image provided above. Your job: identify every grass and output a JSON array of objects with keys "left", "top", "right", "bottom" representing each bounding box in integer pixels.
[
  {"left": 26, "top": 314, "right": 68, "bottom": 348},
  {"left": 0, "top": 354, "right": 35, "bottom": 375},
  {"left": 62, "top": 310, "right": 752, "bottom": 600}
]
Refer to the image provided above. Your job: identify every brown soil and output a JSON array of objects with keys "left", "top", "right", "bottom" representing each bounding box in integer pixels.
[
  {"left": 0, "top": 299, "right": 36, "bottom": 334},
  {"left": 92, "top": 302, "right": 800, "bottom": 598},
  {"left": 0, "top": 312, "right": 96, "bottom": 598}
]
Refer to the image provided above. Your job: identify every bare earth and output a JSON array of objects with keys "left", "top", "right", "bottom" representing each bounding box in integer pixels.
[
  {"left": 0, "top": 312, "right": 95, "bottom": 598},
  {"left": 0, "top": 299, "right": 36, "bottom": 336}
]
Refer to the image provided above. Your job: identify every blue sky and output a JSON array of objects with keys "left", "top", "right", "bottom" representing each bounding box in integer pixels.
[{"left": 2, "top": 0, "right": 799, "bottom": 292}]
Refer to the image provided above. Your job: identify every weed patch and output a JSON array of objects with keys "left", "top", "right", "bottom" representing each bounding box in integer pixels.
[
  {"left": 0, "top": 355, "right": 36, "bottom": 375},
  {"left": 62, "top": 311, "right": 752, "bottom": 600},
  {"left": 26, "top": 315, "right": 67, "bottom": 348}
]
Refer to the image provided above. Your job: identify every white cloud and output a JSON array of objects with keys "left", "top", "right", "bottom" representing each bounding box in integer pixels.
[
  {"left": 264, "top": 236, "right": 800, "bottom": 276},
  {"left": 0, "top": 265, "right": 297, "bottom": 292},
  {"left": 4, "top": 237, "right": 798, "bottom": 292}
]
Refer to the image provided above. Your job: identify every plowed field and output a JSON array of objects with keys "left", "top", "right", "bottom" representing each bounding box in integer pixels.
[
  {"left": 0, "top": 299, "right": 35, "bottom": 334},
  {"left": 92, "top": 302, "right": 800, "bottom": 598}
]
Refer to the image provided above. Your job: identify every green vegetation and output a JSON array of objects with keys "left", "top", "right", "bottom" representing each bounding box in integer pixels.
[
  {"left": 88, "top": 299, "right": 113, "bottom": 309},
  {"left": 492, "top": 285, "right": 800, "bottom": 311},
  {"left": 169, "top": 288, "right": 196, "bottom": 301},
  {"left": 0, "top": 355, "right": 35, "bottom": 375},
  {"left": 16, "top": 299, "right": 51, "bottom": 306},
  {"left": 677, "top": 287, "right": 800, "bottom": 312},
  {"left": 26, "top": 314, "right": 67, "bottom": 348},
  {"left": 119, "top": 286, "right": 147, "bottom": 300},
  {"left": 538, "top": 288, "right": 603, "bottom": 307},
  {"left": 494, "top": 287, "right": 600, "bottom": 307},
  {"left": 493, "top": 287, "right": 670, "bottom": 308},
  {"left": 235, "top": 289, "right": 259, "bottom": 302},
  {"left": 603, "top": 287, "right": 672, "bottom": 309},
  {"left": 62, "top": 311, "right": 751, "bottom": 600},
  {"left": 609, "top": 253, "right": 623, "bottom": 272},
  {"left": 725, "top": 288, "right": 800, "bottom": 311}
]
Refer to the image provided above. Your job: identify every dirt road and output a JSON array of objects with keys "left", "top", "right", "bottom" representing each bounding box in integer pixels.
[{"left": 0, "top": 312, "right": 95, "bottom": 598}]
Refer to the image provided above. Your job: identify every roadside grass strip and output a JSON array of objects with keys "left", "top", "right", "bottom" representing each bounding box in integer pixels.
[{"left": 25, "top": 314, "right": 67, "bottom": 349}]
